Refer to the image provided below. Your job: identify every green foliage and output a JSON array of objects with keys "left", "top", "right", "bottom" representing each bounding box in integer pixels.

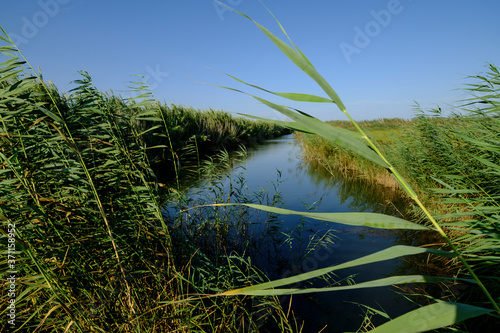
[
  {"left": 3, "top": 3, "right": 500, "bottom": 330},
  {"left": 0, "top": 28, "right": 293, "bottom": 332},
  {"left": 135, "top": 102, "right": 291, "bottom": 167},
  {"left": 212, "top": 4, "right": 500, "bottom": 332},
  {"left": 0, "top": 56, "right": 172, "bottom": 330}
]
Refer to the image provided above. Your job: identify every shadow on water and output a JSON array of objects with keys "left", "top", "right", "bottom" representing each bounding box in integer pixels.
[{"left": 167, "top": 134, "right": 434, "bottom": 332}]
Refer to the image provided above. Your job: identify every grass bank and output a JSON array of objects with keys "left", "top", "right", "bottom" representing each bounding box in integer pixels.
[
  {"left": 134, "top": 100, "right": 291, "bottom": 179},
  {"left": 296, "top": 88, "right": 500, "bottom": 219},
  {"left": 295, "top": 118, "right": 411, "bottom": 189}
]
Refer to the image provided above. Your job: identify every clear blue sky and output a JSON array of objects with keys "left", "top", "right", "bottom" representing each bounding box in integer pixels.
[{"left": 1, "top": 0, "right": 499, "bottom": 121}]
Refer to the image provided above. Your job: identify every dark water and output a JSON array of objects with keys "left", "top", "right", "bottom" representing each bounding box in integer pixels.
[{"left": 178, "top": 134, "right": 422, "bottom": 332}]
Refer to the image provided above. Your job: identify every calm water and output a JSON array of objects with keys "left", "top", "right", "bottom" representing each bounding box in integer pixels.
[{"left": 178, "top": 134, "right": 420, "bottom": 332}]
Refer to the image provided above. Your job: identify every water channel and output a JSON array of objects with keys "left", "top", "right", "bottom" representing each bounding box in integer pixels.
[{"left": 171, "top": 134, "right": 423, "bottom": 332}]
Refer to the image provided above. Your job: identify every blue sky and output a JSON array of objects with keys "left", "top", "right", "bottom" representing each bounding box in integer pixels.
[{"left": 1, "top": 0, "right": 499, "bottom": 121}]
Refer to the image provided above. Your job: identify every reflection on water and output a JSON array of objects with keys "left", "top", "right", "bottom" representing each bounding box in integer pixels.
[
  {"left": 174, "top": 134, "right": 424, "bottom": 332},
  {"left": 298, "top": 153, "right": 408, "bottom": 217}
]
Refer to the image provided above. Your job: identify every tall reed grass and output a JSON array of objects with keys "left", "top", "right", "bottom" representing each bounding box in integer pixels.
[
  {"left": 0, "top": 27, "right": 295, "bottom": 332},
  {"left": 135, "top": 102, "right": 290, "bottom": 169},
  {"left": 211, "top": 3, "right": 500, "bottom": 332},
  {"left": 295, "top": 118, "right": 415, "bottom": 218}
]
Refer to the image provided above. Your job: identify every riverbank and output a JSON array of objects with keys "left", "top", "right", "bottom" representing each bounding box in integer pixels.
[
  {"left": 137, "top": 101, "right": 291, "bottom": 182},
  {"left": 295, "top": 118, "right": 409, "bottom": 188},
  {"left": 295, "top": 112, "right": 500, "bottom": 218}
]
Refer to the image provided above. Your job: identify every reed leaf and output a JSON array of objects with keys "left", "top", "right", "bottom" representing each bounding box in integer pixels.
[
  {"left": 219, "top": 71, "right": 333, "bottom": 103},
  {"left": 367, "top": 302, "right": 495, "bottom": 333},
  {"left": 216, "top": 3, "right": 346, "bottom": 110},
  {"left": 222, "top": 275, "right": 472, "bottom": 296},
  {"left": 220, "top": 245, "right": 455, "bottom": 295},
  {"left": 217, "top": 203, "right": 429, "bottom": 230}
]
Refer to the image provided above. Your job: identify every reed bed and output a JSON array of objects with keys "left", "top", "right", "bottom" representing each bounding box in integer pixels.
[
  {"left": 0, "top": 28, "right": 295, "bottom": 332},
  {"left": 134, "top": 102, "right": 290, "bottom": 165},
  {"left": 66, "top": 87, "right": 290, "bottom": 185},
  {"left": 295, "top": 130, "right": 400, "bottom": 189},
  {"left": 290, "top": 67, "right": 500, "bottom": 331},
  {"left": 3, "top": 3, "right": 500, "bottom": 330}
]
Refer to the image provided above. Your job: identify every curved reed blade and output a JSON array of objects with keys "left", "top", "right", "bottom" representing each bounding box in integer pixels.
[
  {"left": 220, "top": 245, "right": 455, "bottom": 295},
  {"left": 217, "top": 203, "right": 429, "bottom": 230},
  {"left": 214, "top": 1, "right": 345, "bottom": 111},
  {"left": 218, "top": 71, "right": 333, "bottom": 103},
  {"left": 222, "top": 275, "right": 472, "bottom": 296},
  {"left": 367, "top": 302, "right": 495, "bottom": 333}
]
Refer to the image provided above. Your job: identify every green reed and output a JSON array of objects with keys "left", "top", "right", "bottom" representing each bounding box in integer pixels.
[
  {"left": 211, "top": 3, "right": 500, "bottom": 332},
  {"left": 0, "top": 27, "right": 294, "bottom": 332}
]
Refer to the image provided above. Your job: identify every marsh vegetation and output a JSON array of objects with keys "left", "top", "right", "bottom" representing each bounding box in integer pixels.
[
  {"left": 2, "top": 5, "right": 500, "bottom": 332},
  {"left": 0, "top": 28, "right": 294, "bottom": 332}
]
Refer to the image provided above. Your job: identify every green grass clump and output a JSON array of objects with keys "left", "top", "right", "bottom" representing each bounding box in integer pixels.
[{"left": 135, "top": 102, "right": 290, "bottom": 167}]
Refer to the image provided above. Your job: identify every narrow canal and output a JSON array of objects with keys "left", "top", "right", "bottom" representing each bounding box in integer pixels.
[{"left": 170, "top": 133, "right": 422, "bottom": 332}]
